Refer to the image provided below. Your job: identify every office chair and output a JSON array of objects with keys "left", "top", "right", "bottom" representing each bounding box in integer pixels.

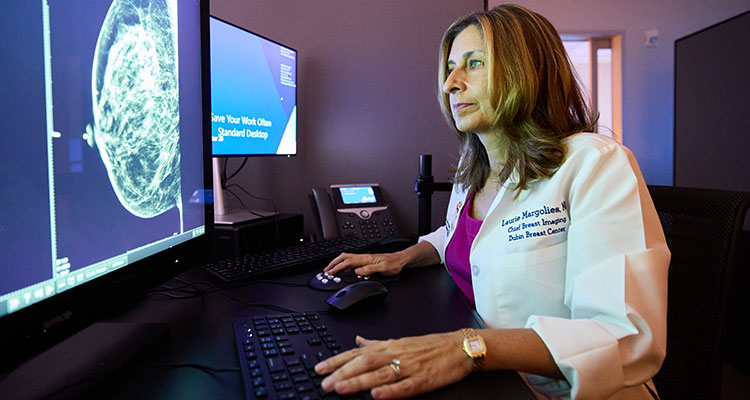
[{"left": 648, "top": 185, "right": 749, "bottom": 400}]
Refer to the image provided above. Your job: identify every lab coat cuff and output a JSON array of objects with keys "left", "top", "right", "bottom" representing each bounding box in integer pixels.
[
  {"left": 527, "top": 315, "right": 624, "bottom": 399},
  {"left": 419, "top": 227, "right": 446, "bottom": 264}
]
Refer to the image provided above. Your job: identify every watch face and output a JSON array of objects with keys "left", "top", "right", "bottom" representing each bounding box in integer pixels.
[{"left": 468, "top": 338, "right": 484, "bottom": 353}]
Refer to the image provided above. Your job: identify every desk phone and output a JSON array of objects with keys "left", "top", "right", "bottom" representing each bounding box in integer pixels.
[{"left": 310, "top": 184, "right": 399, "bottom": 242}]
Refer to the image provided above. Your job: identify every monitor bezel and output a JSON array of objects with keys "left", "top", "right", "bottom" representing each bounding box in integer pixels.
[
  {"left": 0, "top": 0, "right": 214, "bottom": 369},
  {"left": 208, "top": 15, "right": 298, "bottom": 158}
]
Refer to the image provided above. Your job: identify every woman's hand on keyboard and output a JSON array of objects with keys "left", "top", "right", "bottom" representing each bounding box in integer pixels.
[{"left": 314, "top": 332, "right": 471, "bottom": 399}]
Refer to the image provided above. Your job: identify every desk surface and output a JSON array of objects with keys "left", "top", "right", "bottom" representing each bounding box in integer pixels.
[{"left": 13, "top": 263, "right": 536, "bottom": 399}]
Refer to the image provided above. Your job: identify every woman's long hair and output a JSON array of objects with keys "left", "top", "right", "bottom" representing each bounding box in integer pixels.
[{"left": 438, "top": 4, "right": 596, "bottom": 195}]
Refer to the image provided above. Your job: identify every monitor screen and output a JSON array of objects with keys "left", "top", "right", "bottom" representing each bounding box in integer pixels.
[
  {"left": 209, "top": 16, "right": 297, "bottom": 156},
  {"left": 0, "top": 0, "right": 211, "bottom": 364}
]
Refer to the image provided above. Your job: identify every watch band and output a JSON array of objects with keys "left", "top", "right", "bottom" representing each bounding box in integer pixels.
[{"left": 461, "top": 328, "right": 486, "bottom": 372}]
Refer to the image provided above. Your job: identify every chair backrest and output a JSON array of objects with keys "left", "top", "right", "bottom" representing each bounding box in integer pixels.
[{"left": 648, "top": 185, "right": 749, "bottom": 400}]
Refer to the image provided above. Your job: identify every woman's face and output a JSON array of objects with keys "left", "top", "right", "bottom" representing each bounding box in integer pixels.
[{"left": 442, "top": 25, "right": 492, "bottom": 134}]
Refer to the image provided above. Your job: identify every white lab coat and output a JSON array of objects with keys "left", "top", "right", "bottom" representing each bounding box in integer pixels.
[{"left": 420, "top": 133, "right": 670, "bottom": 399}]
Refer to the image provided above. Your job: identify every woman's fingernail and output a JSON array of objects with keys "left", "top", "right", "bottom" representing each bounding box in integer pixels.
[{"left": 314, "top": 361, "right": 326, "bottom": 373}]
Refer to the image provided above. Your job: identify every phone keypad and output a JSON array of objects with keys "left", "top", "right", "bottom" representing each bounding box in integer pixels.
[
  {"left": 338, "top": 210, "right": 399, "bottom": 241},
  {"left": 359, "top": 219, "right": 381, "bottom": 239}
]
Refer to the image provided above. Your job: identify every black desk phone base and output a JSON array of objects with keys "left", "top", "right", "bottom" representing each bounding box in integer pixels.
[{"left": 310, "top": 184, "right": 400, "bottom": 242}]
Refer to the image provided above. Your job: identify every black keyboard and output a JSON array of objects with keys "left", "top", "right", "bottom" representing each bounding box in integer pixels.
[
  {"left": 204, "top": 236, "right": 377, "bottom": 282},
  {"left": 233, "top": 312, "right": 368, "bottom": 400}
]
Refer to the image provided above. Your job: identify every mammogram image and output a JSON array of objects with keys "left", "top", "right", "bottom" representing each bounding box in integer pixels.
[{"left": 86, "top": 0, "right": 181, "bottom": 221}]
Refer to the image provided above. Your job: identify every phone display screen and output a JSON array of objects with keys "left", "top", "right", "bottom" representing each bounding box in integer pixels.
[{"left": 339, "top": 186, "right": 376, "bottom": 205}]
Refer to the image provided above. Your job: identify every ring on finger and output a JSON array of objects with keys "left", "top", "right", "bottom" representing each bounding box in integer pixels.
[{"left": 388, "top": 358, "right": 401, "bottom": 381}]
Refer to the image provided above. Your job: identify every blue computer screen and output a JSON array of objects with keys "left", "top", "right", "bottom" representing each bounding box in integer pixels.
[
  {"left": 210, "top": 16, "right": 297, "bottom": 156},
  {"left": 340, "top": 186, "right": 377, "bottom": 205}
]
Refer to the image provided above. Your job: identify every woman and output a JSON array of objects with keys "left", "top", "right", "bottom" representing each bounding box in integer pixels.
[{"left": 315, "top": 4, "right": 669, "bottom": 399}]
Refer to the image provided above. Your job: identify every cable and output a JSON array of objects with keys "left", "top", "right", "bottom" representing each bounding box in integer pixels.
[
  {"left": 224, "top": 183, "right": 282, "bottom": 247},
  {"left": 226, "top": 183, "right": 278, "bottom": 213},
  {"left": 175, "top": 276, "right": 307, "bottom": 290},
  {"left": 222, "top": 157, "right": 248, "bottom": 186},
  {"left": 151, "top": 277, "right": 303, "bottom": 314},
  {"left": 223, "top": 186, "right": 269, "bottom": 219},
  {"left": 218, "top": 157, "right": 284, "bottom": 249}
]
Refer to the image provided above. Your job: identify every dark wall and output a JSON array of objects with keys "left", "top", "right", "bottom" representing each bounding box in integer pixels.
[
  {"left": 674, "top": 10, "right": 750, "bottom": 230},
  {"left": 674, "top": 11, "right": 749, "bottom": 192},
  {"left": 211, "top": 0, "right": 483, "bottom": 238}
]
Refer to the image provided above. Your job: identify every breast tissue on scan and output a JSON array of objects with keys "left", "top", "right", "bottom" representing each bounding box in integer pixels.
[{"left": 86, "top": 0, "right": 181, "bottom": 220}]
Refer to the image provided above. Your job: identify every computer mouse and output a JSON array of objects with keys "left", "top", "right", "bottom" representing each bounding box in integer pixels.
[
  {"left": 325, "top": 281, "right": 388, "bottom": 311},
  {"left": 308, "top": 269, "right": 400, "bottom": 291}
]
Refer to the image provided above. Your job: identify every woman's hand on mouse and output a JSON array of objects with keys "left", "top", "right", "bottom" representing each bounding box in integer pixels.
[
  {"left": 324, "top": 241, "right": 442, "bottom": 276},
  {"left": 323, "top": 252, "right": 407, "bottom": 276},
  {"left": 314, "top": 332, "right": 472, "bottom": 399}
]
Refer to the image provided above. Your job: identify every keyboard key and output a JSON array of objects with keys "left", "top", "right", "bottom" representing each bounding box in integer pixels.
[
  {"left": 274, "top": 381, "right": 293, "bottom": 391},
  {"left": 296, "top": 382, "right": 314, "bottom": 393},
  {"left": 300, "top": 353, "right": 316, "bottom": 370},
  {"left": 267, "top": 357, "right": 285, "bottom": 373},
  {"left": 272, "top": 373, "right": 289, "bottom": 382},
  {"left": 288, "top": 366, "right": 305, "bottom": 375},
  {"left": 285, "top": 358, "right": 301, "bottom": 367},
  {"left": 254, "top": 386, "right": 268, "bottom": 398},
  {"left": 264, "top": 349, "right": 279, "bottom": 357}
]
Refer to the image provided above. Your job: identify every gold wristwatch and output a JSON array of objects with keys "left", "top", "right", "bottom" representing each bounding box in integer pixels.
[{"left": 461, "top": 328, "right": 486, "bottom": 372}]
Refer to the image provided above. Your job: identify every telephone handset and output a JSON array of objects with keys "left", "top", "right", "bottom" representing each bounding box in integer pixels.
[{"left": 309, "top": 184, "right": 400, "bottom": 242}]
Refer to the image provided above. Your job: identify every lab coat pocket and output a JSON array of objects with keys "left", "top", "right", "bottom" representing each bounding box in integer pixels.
[{"left": 489, "top": 242, "right": 569, "bottom": 328}]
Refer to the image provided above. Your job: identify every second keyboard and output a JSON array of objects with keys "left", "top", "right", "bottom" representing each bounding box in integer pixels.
[{"left": 204, "top": 236, "right": 377, "bottom": 282}]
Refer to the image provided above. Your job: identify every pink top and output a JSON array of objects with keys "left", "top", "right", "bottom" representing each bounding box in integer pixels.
[{"left": 444, "top": 191, "right": 482, "bottom": 307}]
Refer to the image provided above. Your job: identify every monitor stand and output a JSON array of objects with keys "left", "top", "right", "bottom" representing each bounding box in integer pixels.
[
  {"left": 0, "top": 322, "right": 170, "bottom": 399},
  {"left": 212, "top": 157, "right": 277, "bottom": 225}
]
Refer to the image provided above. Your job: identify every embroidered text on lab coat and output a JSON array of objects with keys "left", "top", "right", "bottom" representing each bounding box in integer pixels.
[{"left": 503, "top": 201, "right": 568, "bottom": 242}]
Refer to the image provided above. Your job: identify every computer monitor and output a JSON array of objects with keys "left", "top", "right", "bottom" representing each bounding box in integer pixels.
[
  {"left": 209, "top": 16, "right": 297, "bottom": 157},
  {"left": 0, "top": 0, "right": 212, "bottom": 367},
  {"left": 209, "top": 16, "right": 297, "bottom": 223}
]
